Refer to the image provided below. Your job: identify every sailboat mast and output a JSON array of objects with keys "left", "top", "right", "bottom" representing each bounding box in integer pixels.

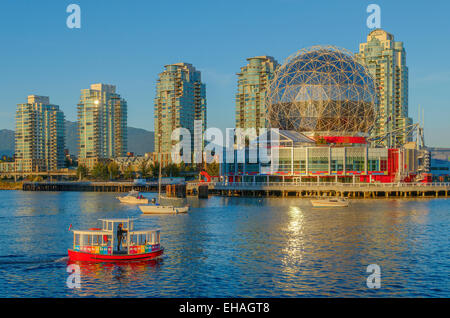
[{"left": 158, "top": 151, "right": 161, "bottom": 203}]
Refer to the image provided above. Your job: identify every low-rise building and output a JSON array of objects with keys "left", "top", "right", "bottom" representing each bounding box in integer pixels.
[
  {"left": 429, "top": 148, "right": 450, "bottom": 181},
  {"left": 0, "top": 161, "right": 15, "bottom": 173},
  {"left": 113, "top": 155, "right": 153, "bottom": 173},
  {"left": 430, "top": 159, "right": 450, "bottom": 179},
  {"left": 146, "top": 152, "right": 172, "bottom": 168},
  {"left": 220, "top": 130, "right": 427, "bottom": 184}
]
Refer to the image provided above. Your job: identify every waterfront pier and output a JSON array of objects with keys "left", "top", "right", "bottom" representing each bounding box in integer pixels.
[
  {"left": 188, "top": 182, "right": 450, "bottom": 199},
  {"left": 21, "top": 181, "right": 450, "bottom": 199},
  {"left": 22, "top": 181, "right": 163, "bottom": 193}
]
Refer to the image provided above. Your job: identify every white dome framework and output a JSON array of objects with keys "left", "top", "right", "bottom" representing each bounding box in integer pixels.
[{"left": 266, "top": 45, "right": 377, "bottom": 136}]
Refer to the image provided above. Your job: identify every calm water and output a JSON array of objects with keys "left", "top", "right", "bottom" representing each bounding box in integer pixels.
[{"left": 0, "top": 190, "right": 448, "bottom": 297}]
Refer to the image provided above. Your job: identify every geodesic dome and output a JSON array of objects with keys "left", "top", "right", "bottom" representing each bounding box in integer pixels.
[{"left": 266, "top": 46, "right": 377, "bottom": 136}]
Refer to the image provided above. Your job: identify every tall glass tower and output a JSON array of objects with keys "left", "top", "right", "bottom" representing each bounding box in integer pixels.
[
  {"left": 356, "top": 29, "right": 412, "bottom": 147},
  {"left": 77, "top": 84, "right": 127, "bottom": 169},
  {"left": 154, "top": 63, "right": 206, "bottom": 156},
  {"left": 15, "top": 95, "right": 65, "bottom": 172},
  {"left": 235, "top": 56, "right": 279, "bottom": 133}
]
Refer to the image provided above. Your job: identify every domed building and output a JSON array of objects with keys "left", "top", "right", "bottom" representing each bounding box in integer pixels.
[
  {"left": 266, "top": 45, "right": 377, "bottom": 136},
  {"left": 220, "top": 46, "right": 423, "bottom": 185}
]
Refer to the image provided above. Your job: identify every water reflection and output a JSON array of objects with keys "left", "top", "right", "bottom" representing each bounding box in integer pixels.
[
  {"left": 281, "top": 206, "right": 304, "bottom": 270},
  {"left": 0, "top": 191, "right": 448, "bottom": 297},
  {"left": 67, "top": 258, "right": 163, "bottom": 297}
]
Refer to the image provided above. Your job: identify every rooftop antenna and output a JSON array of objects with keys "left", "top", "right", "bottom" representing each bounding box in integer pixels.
[
  {"left": 417, "top": 104, "right": 420, "bottom": 150},
  {"left": 418, "top": 104, "right": 421, "bottom": 128},
  {"left": 422, "top": 108, "right": 425, "bottom": 129}
]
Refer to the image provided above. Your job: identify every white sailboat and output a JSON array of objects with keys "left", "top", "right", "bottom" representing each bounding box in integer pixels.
[
  {"left": 139, "top": 151, "right": 189, "bottom": 214},
  {"left": 139, "top": 204, "right": 189, "bottom": 214}
]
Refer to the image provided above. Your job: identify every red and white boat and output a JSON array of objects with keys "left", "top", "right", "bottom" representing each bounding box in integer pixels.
[{"left": 68, "top": 218, "right": 163, "bottom": 262}]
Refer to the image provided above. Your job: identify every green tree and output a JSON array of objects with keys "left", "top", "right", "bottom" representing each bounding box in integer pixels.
[
  {"left": 206, "top": 162, "right": 220, "bottom": 177},
  {"left": 107, "top": 162, "right": 120, "bottom": 180},
  {"left": 164, "top": 163, "right": 180, "bottom": 177},
  {"left": 123, "top": 165, "right": 135, "bottom": 180},
  {"left": 76, "top": 165, "right": 89, "bottom": 180},
  {"left": 186, "top": 163, "right": 198, "bottom": 172},
  {"left": 64, "top": 157, "right": 71, "bottom": 168},
  {"left": 92, "top": 162, "right": 108, "bottom": 180},
  {"left": 138, "top": 160, "right": 150, "bottom": 178},
  {"left": 33, "top": 175, "right": 43, "bottom": 182},
  {"left": 178, "top": 161, "right": 186, "bottom": 173},
  {"left": 149, "top": 162, "right": 159, "bottom": 178}
]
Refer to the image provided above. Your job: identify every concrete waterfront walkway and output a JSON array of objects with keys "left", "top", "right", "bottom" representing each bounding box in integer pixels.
[{"left": 189, "top": 181, "right": 450, "bottom": 198}]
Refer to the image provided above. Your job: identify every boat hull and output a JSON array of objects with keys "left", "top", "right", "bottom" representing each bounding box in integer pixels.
[
  {"left": 68, "top": 248, "right": 163, "bottom": 262},
  {"left": 117, "top": 197, "right": 149, "bottom": 204},
  {"left": 139, "top": 205, "right": 189, "bottom": 214},
  {"left": 310, "top": 200, "right": 349, "bottom": 207}
]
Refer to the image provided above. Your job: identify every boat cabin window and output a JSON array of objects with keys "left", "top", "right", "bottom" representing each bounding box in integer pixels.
[
  {"left": 74, "top": 234, "right": 80, "bottom": 246},
  {"left": 101, "top": 220, "right": 114, "bottom": 231},
  {"left": 74, "top": 232, "right": 112, "bottom": 247},
  {"left": 128, "top": 230, "right": 160, "bottom": 246},
  {"left": 152, "top": 231, "right": 160, "bottom": 244},
  {"left": 101, "top": 220, "right": 134, "bottom": 232}
]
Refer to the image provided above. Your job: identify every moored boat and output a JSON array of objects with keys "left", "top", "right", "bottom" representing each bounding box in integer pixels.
[
  {"left": 138, "top": 150, "right": 189, "bottom": 214},
  {"left": 139, "top": 204, "right": 189, "bottom": 214},
  {"left": 310, "top": 198, "right": 349, "bottom": 207},
  {"left": 68, "top": 218, "right": 163, "bottom": 262},
  {"left": 116, "top": 190, "right": 148, "bottom": 204}
]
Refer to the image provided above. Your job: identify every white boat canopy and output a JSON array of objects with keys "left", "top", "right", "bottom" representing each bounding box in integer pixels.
[{"left": 98, "top": 218, "right": 137, "bottom": 231}]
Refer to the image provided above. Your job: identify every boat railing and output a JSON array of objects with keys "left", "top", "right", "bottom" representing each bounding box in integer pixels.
[
  {"left": 210, "top": 181, "right": 450, "bottom": 188},
  {"left": 99, "top": 218, "right": 135, "bottom": 232},
  {"left": 127, "top": 229, "right": 161, "bottom": 255},
  {"left": 72, "top": 229, "right": 114, "bottom": 255}
]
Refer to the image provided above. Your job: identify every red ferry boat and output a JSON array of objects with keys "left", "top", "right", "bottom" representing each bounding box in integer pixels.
[{"left": 68, "top": 218, "right": 164, "bottom": 262}]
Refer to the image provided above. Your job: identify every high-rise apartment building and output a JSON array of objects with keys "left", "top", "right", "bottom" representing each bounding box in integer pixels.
[
  {"left": 77, "top": 83, "right": 127, "bottom": 169},
  {"left": 15, "top": 95, "right": 65, "bottom": 172},
  {"left": 235, "top": 56, "right": 279, "bottom": 133},
  {"left": 154, "top": 63, "right": 206, "bottom": 157},
  {"left": 356, "top": 29, "right": 412, "bottom": 147}
]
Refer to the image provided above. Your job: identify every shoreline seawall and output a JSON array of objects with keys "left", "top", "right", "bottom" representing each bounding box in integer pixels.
[
  {"left": 17, "top": 181, "right": 450, "bottom": 199},
  {"left": 0, "top": 182, "right": 22, "bottom": 190}
]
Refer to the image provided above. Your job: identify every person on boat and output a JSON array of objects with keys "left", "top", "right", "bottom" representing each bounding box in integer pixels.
[{"left": 117, "top": 223, "right": 128, "bottom": 251}]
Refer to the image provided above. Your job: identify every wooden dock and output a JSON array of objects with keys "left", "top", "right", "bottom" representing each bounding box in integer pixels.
[{"left": 22, "top": 181, "right": 163, "bottom": 193}]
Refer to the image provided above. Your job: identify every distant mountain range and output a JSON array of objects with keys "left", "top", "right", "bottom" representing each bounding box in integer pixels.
[
  {"left": 428, "top": 147, "right": 450, "bottom": 161},
  {"left": 0, "top": 129, "right": 14, "bottom": 157},
  {"left": 126, "top": 126, "right": 154, "bottom": 155},
  {"left": 0, "top": 121, "right": 154, "bottom": 157}
]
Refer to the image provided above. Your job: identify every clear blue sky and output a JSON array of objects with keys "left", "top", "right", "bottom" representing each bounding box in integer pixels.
[{"left": 0, "top": 0, "right": 449, "bottom": 147}]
